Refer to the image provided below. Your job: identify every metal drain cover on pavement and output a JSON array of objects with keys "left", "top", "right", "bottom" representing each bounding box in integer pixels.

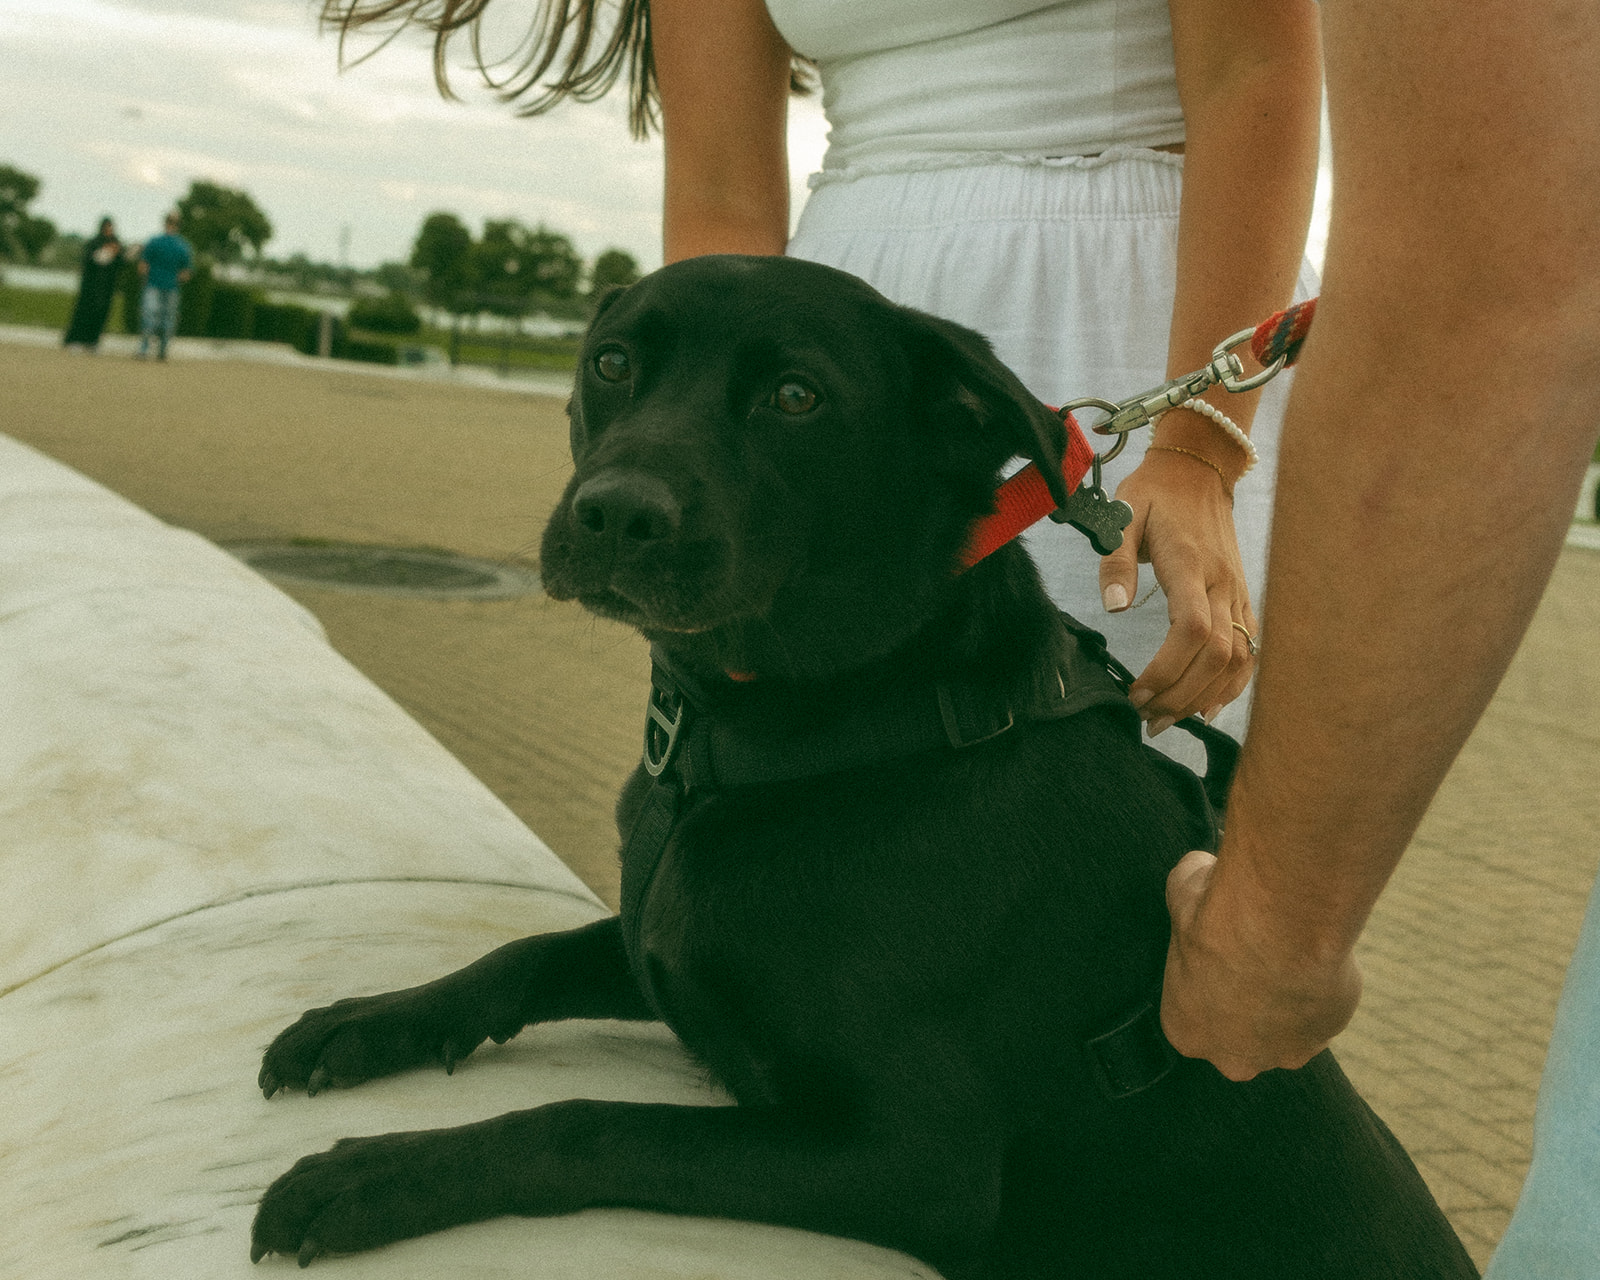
[{"left": 227, "top": 542, "right": 541, "bottom": 600}]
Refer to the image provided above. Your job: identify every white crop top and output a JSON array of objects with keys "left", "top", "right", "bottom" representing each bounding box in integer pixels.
[{"left": 762, "top": 0, "right": 1185, "bottom": 181}]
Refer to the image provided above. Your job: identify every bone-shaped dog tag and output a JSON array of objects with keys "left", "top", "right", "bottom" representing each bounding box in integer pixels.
[{"left": 1051, "top": 484, "right": 1134, "bottom": 556}]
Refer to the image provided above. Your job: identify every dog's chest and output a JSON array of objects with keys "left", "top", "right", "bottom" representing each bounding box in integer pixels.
[{"left": 620, "top": 758, "right": 1076, "bottom": 1105}]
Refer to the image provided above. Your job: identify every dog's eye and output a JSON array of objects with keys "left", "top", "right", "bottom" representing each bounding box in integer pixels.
[
  {"left": 594, "top": 347, "right": 631, "bottom": 383},
  {"left": 772, "top": 381, "right": 818, "bottom": 415}
]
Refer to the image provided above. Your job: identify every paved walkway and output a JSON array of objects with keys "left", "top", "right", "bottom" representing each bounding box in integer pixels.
[{"left": 5, "top": 336, "right": 1597, "bottom": 1269}]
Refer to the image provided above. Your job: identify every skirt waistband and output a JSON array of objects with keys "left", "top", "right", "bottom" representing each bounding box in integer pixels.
[{"left": 801, "top": 146, "right": 1184, "bottom": 229}]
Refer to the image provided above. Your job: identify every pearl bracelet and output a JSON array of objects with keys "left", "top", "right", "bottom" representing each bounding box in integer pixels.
[{"left": 1177, "top": 397, "right": 1258, "bottom": 474}]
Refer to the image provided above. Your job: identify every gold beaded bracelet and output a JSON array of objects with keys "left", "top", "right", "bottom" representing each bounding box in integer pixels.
[{"left": 1146, "top": 444, "right": 1234, "bottom": 489}]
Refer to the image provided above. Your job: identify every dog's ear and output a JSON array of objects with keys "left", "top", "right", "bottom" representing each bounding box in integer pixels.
[
  {"left": 588, "top": 284, "right": 628, "bottom": 323},
  {"left": 903, "top": 311, "right": 1070, "bottom": 509}
]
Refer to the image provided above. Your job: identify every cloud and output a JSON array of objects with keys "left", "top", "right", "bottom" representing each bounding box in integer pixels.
[
  {"left": 0, "top": 0, "right": 829, "bottom": 270},
  {"left": 0, "top": 0, "right": 699, "bottom": 268}
]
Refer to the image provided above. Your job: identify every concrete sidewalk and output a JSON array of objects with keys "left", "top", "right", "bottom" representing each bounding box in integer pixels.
[{"left": 5, "top": 336, "right": 1597, "bottom": 1268}]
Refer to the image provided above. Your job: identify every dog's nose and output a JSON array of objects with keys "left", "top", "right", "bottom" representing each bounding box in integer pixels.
[{"left": 571, "top": 472, "right": 682, "bottom": 546}]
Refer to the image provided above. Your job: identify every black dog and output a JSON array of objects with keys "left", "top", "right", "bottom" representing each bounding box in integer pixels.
[{"left": 252, "top": 256, "right": 1476, "bottom": 1278}]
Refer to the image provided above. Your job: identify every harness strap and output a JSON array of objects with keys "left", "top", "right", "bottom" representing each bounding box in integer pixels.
[
  {"left": 619, "top": 778, "right": 679, "bottom": 949},
  {"left": 620, "top": 614, "right": 1231, "bottom": 1099},
  {"left": 1085, "top": 1002, "right": 1178, "bottom": 1099},
  {"left": 1068, "top": 624, "right": 1240, "bottom": 819},
  {"left": 651, "top": 618, "right": 1130, "bottom": 794}
]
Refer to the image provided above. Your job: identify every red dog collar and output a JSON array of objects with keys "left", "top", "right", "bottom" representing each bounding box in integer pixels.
[{"left": 958, "top": 409, "right": 1098, "bottom": 570}]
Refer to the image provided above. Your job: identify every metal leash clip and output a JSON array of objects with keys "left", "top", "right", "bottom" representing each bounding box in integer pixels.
[
  {"left": 1045, "top": 317, "right": 1304, "bottom": 555},
  {"left": 1058, "top": 326, "right": 1291, "bottom": 467}
]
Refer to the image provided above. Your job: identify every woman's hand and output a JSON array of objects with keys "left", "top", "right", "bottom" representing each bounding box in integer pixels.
[{"left": 1098, "top": 443, "right": 1256, "bottom": 732}]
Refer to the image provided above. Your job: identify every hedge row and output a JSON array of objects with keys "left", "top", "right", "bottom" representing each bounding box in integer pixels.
[{"left": 117, "top": 263, "right": 399, "bottom": 365}]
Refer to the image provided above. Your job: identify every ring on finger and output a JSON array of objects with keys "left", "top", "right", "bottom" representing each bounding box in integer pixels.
[{"left": 1231, "top": 621, "right": 1259, "bottom": 656}]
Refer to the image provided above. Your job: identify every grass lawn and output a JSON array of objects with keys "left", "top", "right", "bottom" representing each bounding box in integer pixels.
[
  {"left": 0, "top": 285, "right": 81, "bottom": 331},
  {"left": 0, "top": 283, "right": 579, "bottom": 375},
  {"left": 419, "top": 323, "right": 580, "bottom": 373}
]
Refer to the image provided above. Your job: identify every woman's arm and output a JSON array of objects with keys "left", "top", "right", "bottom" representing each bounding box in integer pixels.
[
  {"left": 653, "top": 0, "right": 794, "bottom": 262},
  {"left": 1160, "top": 0, "right": 1600, "bottom": 1080},
  {"left": 1100, "top": 0, "right": 1322, "bottom": 730}
]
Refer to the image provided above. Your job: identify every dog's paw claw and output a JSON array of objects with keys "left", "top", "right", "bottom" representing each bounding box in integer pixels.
[
  {"left": 306, "top": 1066, "right": 331, "bottom": 1097},
  {"left": 259, "top": 1069, "right": 280, "bottom": 1100},
  {"left": 297, "top": 1237, "right": 323, "bottom": 1269},
  {"left": 442, "top": 1044, "right": 459, "bottom": 1075},
  {"left": 250, "top": 1240, "right": 268, "bottom": 1264}
]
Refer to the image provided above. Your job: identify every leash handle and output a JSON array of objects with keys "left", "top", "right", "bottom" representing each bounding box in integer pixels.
[{"left": 1250, "top": 297, "right": 1317, "bottom": 370}]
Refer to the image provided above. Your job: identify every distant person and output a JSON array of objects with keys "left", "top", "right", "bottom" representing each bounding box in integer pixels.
[
  {"left": 61, "top": 217, "right": 124, "bottom": 352},
  {"left": 136, "top": 212, "right": 193, "bottom": 361}
]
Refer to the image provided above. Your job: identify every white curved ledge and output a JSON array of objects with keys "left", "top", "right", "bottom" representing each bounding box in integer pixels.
[{"left": 0, "top": 433, "right": 930, "bottom": 1279}]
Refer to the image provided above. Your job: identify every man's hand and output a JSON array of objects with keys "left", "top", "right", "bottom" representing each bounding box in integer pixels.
[{"left": 1160, "top": 850, "right": 1363, "bottom": 1081}]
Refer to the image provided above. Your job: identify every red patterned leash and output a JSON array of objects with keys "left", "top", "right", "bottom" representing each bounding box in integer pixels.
[{"left": 958, "top": 298, "right": 1317, "bottom": 569}]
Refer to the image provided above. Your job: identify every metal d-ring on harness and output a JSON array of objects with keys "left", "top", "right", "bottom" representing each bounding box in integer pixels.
[{"left": 1045, "top": 299, "right": 1318, "bottom": 556}]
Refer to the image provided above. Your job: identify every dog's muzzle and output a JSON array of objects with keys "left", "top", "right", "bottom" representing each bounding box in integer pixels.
[{"left": 571, "top": 471, "right": 683, "bottom": 555}]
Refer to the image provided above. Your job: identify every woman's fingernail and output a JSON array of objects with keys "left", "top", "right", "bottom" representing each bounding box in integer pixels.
[
  {"left": 1129, "top": 688, "right": 1154, "bottom": 710},
  {"left": 1148, "top": 716, "right": 1175, "bottom": 738},
  {"left": 1102, "top": 584, "right": 1128, "bottom": 612},
  {"left": 1203, "top": 704, "right": 1223, "bottom": 724}
]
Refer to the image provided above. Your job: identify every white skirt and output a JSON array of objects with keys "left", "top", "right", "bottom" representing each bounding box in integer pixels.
[{"left": 788, "top": 148, "right": 1319, "bottom": 767}]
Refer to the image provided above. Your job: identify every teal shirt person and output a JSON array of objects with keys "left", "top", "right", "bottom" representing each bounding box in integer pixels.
[
  {"left": 140, "top": 230, "right": 193, "bottom": 291},
  {"left": 137, "top": 214, "right": 194, "bottom": 359}
]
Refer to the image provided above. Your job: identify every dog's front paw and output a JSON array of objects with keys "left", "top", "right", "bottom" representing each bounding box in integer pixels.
[
  {"left": 250, "top": 1128, "right": 498, "bottom": 1266},
  {"left": 258, "top": 983, "right": 514, "bottom": 1099}
]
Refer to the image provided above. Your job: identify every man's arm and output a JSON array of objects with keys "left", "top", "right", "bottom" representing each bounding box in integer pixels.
[{"left": 1160, "top": 0, "right": 1600, "bottom": 1081}]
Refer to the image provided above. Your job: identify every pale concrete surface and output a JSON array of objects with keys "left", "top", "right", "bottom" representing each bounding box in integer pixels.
[
  {"left": 0, "top": 337, "right": 643, "bottom": 908},
  {"left": 0, "top": 431, "right": 931, "bottom": 1279},
  {"left": 5, "top": 336, "right": 1598, "bottom": 1269}
]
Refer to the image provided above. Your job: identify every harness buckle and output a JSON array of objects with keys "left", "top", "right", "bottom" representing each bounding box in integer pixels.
[{"left": 643, "top": 682, "right": 686, "bottom": 777}]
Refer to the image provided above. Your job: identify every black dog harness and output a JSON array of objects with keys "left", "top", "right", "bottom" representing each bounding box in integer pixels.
[{"left": 618, "top": 612, "right": 1238, "bottom": 1102}]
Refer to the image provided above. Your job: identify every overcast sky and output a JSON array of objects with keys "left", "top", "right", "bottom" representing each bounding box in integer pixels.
[
  {"left": 2, "top": 0, "right": 1326, "bottom": 275},
  {"left": 0, "top": 0, "right": 828, "bottom": 270}
]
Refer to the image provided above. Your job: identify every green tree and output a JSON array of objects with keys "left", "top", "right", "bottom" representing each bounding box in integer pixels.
[
  {"left": 39, "top": 231, "right": 86, "bottom": 270},
  {"left": 373, "top": 260, "right": 421, "bottom": 297},
  {"left": 588, "top": 248, "right": 641, "bottom": 299},
  {"left": 522, "top": 224, "right": 582, "bottom": 302},
  {"left": 0, "top": 163, "right": 57, "bottom": 263},
  {"left": 409, "top": 212, "right": 473, "bottom": 313},
  {"left": 468, "top": 220, "right": 583, "bottom": 318},
  {"left": 348, "top": 292, "right": 421, "bottom": 335},
  {"left": 176, "top": 180, "right": 272, "bottom": 263},
  {"left": 469, "top": 219, "right": 535, "bottom": 318}
]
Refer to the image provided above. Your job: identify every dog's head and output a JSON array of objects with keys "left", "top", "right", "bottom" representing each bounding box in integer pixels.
[{"left": 539, "top": 255, "right": 1066, "bottom": 681}]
